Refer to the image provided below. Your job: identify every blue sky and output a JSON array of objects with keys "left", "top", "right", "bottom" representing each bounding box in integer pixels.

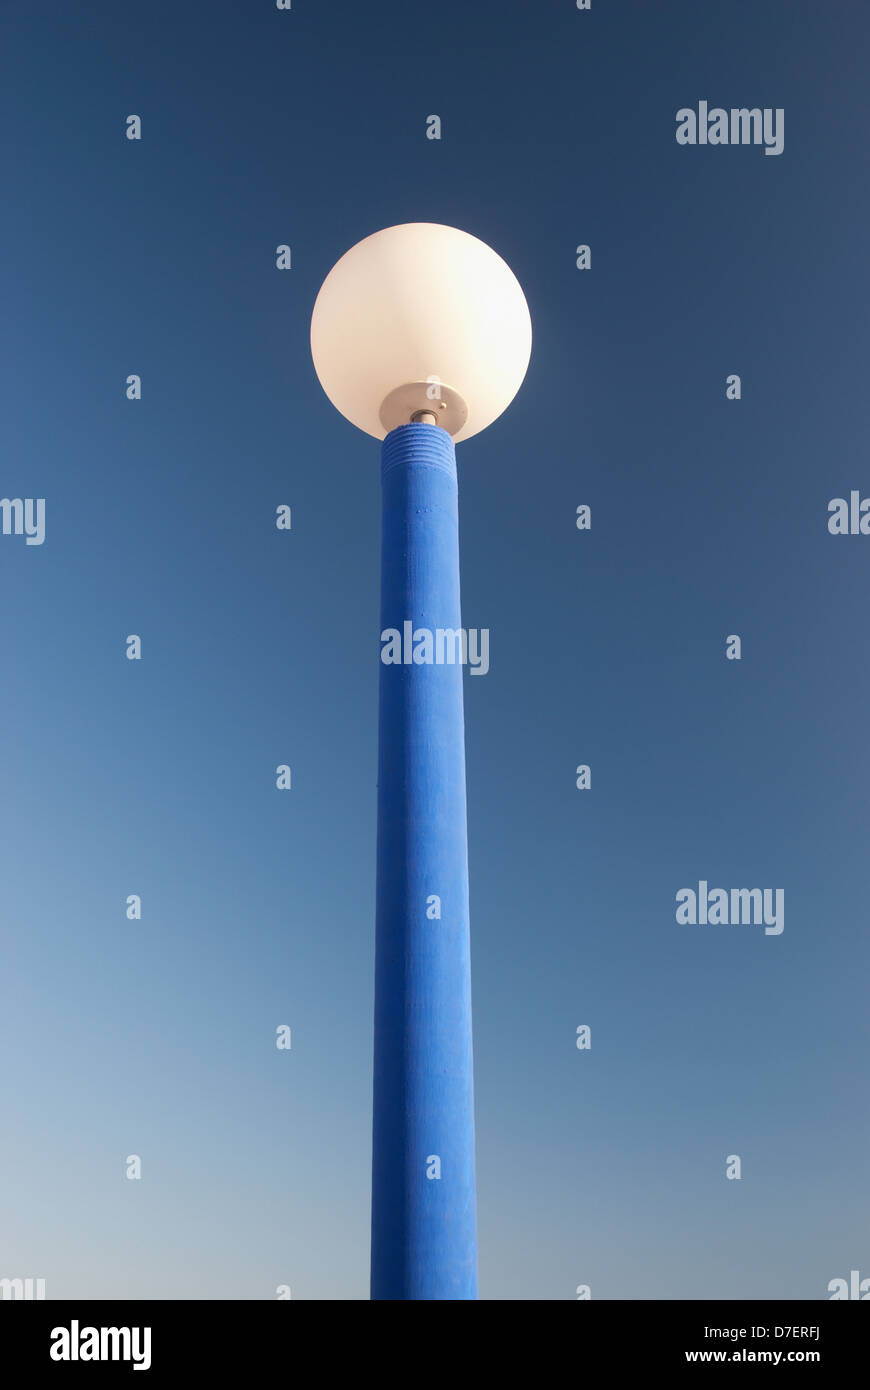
[{"left": 2, "top": 0, "right": 868, "bottom": 1298}]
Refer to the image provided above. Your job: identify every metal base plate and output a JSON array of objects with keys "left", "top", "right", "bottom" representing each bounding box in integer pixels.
[{"left": 379, "top": 382, "right": 468, "bottom": 437}]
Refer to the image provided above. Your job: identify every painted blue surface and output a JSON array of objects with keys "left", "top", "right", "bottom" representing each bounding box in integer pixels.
[{"left": 371, "top": 423, "right": 478, "bottom": 1301}]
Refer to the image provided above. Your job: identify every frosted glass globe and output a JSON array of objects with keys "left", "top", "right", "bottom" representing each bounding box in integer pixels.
[{"left": 310, "top": 222, "right": 532, "bottom": 442}]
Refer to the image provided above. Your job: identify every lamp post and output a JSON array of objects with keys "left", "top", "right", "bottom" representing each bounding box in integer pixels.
[{"left": 310, "top": 223, "right": 532, "bottom": 1300}]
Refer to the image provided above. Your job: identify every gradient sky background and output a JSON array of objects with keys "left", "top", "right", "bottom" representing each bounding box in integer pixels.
[{"left": 2, "top": 0, "right": 868, "bottom": 1300}]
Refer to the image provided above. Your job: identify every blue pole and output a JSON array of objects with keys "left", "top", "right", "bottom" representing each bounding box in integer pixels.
[{"left": 371, "top": 421, "right": 478, "bottom": 1300}]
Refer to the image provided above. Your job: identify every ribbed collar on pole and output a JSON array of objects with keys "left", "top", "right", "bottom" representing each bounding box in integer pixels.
[{"left": 381, "top": 422, "right": 457, "bottom": 478}]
